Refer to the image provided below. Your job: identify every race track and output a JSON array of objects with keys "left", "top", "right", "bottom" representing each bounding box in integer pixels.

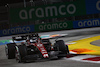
[{"left": 0, "top": 27, "right": 100, "bottom": 67}]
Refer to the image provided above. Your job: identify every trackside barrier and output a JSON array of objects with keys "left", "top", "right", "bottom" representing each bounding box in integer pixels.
[
  {"left": 73, "top": 18, "right": 100, "bottom": 28},
  {"left": 35, "top": 21, "right": 73, "bottom": 32},
  {"left": 0, "top": 18, "right": 100, "bottom": 37},
  {"left": 0, "top": 25, "right": 34, "bottom": 37},
  {"left": 34, "top": 18, "right": 100, "bottom": 32}
]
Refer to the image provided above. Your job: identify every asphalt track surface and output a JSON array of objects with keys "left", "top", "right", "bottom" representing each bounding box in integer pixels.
[{"left": 0, "top": 27, "right": 100, "bottom": 67}]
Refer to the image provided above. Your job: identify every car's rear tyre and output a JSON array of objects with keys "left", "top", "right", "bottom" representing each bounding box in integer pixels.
[
  {"left": 55, "top": 40, "right": 66, "bottom": 51},
  {"left": 15, "top": 45, "right": 27, "bottom": 63},
  {"left": 55, "top": 40, "right": 69, "bottom": 58},
  {"left": 5, "top": 43, "right": 16, "bottom": 59}
]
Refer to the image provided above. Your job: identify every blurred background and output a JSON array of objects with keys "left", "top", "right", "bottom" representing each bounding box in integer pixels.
[{"left": 0, "top": 0, "right": 99, "bottom": 30}]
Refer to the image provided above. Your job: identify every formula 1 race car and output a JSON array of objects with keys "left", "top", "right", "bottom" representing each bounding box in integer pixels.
[{"left": 5, "top": 33, "right": 69, "bottom": 63}]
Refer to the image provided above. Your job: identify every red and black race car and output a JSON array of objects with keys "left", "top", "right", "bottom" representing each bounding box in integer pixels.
[{"left": 5, "top": 33, "right": 69, "bottom": 63}]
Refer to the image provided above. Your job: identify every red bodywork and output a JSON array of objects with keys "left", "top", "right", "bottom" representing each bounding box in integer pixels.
[{"left": 25, "top": 38, "right": 49, "bottom": 58}]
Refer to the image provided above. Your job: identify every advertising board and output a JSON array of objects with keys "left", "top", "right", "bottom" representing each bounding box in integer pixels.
[
  {"left": 86, "top": 0, "right": 100, "bottom": 14},
  {"left": 73, "top": 18, "right": 100, "bottom": 28},
  {"left": 0, "top": 25, "right": 34, "bottom": 36},
  {"left": 9, "top": 0, "right": 86, "bottom": 23},
  {"left": 35, "top": 21, "right": 73, "bottom": 32}
]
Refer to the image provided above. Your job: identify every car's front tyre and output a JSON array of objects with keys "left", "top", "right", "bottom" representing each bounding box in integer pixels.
[
  {"left": 15, "top": 45, "right": 27, "bottom": 63},
  {"left": 5, "top": 43, "right": 16, "bottom": 59}
]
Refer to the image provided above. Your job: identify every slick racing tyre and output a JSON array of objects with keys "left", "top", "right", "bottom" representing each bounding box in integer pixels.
[
  {"left": 55, "top": 40, "right": 69, "bottom": 54},
  {"left": 54, "top": 40, "right": 69, "bottom": 59},
  {"left": 5, "top": 43, "right": 16, "bottom": 59},
  {"left": 15, "top": 45, "right": 27, "bottom": 63}
]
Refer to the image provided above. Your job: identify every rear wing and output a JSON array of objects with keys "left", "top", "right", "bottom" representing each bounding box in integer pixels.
[
  {"left": 12, "top": 36, "right": 27, "bottom": 41},
  {"left": 12, "top": 33, "right": 39, "bottom": 41}
]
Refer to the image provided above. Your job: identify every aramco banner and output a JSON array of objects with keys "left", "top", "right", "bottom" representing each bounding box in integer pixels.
[
  {"left": 9, "top": 0, "right": 86, "bottom": 23},
  {"left": 73, "top": 18, "right": 100, "bottom": 28},
  {"left": 35, "top": 21, "right": 73, "bottom": 32},
  {"left": 0, "top": 25, "right": 34, "bottom": 36}
]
